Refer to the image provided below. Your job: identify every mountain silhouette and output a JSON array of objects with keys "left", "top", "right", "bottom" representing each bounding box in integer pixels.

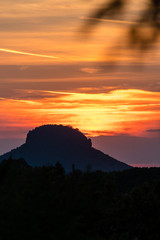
[{"left": 0, "top": 125, "right": 131, "bottom": 172}]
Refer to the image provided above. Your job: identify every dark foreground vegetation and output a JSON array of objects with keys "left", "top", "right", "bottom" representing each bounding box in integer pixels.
[{"left": 0, "top": 157, "right": 160, "bottom": 240}]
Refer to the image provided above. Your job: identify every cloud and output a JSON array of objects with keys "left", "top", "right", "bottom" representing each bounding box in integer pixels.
[
  {"left": 0, "top": 88, "right": 160, "bottom": 139},
  {"left": 146, "top": 129, "right": 160, "bottom": 133},
  {"left": 0, "top": 48, "right": 59, "bottom": 59},
  {"left": 80, "top": 16, "right": 136, "bottom": 25},
  {"left": 81, "top": 67, "right": 99, "bottom": 74},
  {"left": 1, "top": 0, "right": 41, "bottom": 2},
  {"left": 0, "top": 65, "right": 84, "bottom": 80},
  {"left": 0, "top": 64, "right": 159, "bottom": 89},
  {"left": 0, "top": 15, "right": 77, "bottom": 32}
]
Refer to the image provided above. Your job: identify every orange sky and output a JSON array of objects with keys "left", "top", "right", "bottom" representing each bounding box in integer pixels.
[
  {"left": 0, "top": 0, "right": 160, "bottom": 140},
  {"left": 0, "top": 88, "right": 160, "bottom": 138}
]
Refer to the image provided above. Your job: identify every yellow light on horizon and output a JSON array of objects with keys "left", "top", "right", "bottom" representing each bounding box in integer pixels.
[{"left": 0, "top": 88, "right": 160, "bottom": 138}]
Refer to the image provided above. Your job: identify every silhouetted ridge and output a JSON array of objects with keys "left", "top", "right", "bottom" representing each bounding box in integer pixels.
[
  {"left": 0, "top": 125, "right": 131, "bottom": 172},
  {"left": 26, "top": 125, "right": 92, "bottom": 150}
]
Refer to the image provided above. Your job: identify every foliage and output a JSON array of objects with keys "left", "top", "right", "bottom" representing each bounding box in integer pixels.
[
  {"left": 0, "top": 157, "right": 160, "bottom": 239},
  {"left": 84, "top": 0, "right": 160, "bottom": 50}
]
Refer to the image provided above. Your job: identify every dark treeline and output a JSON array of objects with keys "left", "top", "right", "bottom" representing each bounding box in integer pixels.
[{"left": 0, "top": 157, "right": 160, "bottom": 240}]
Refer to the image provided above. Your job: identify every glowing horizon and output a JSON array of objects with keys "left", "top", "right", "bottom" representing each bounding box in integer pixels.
[
  {"left": 0, "top": 88, "right": 160, "bottom": 139},
  {"left": 0, "top": 0, "right": 159, "bottom": 167}
]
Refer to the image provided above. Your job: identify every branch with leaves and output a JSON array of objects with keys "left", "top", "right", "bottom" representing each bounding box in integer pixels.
[{"left": 84, "top": 0, "right": 160, "bottom": 50}]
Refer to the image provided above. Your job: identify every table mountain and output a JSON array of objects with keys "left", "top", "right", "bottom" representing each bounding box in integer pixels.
[{"left": 0, "top": 125, "right": 131, "bottom": 172}]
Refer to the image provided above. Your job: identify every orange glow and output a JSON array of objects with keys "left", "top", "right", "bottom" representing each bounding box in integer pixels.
[
  {"left": 0, "top": 89, "right": 160, "bottom": 138},
  {"left": 0, "top": 0, "right": 160, "bottom": 144}
]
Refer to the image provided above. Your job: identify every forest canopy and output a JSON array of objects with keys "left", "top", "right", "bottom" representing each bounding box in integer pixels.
[{"left": 0, "top": 157, "right": 160, "bottom": 240}]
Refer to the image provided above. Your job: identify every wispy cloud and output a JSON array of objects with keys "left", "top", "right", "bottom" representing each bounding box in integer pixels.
[
  {"left": 80, "top": 16, "right": 136, "bottom": 25},
  {"left": 0, "top": 48, "right": 59, "bottom": 59},
  {"left": 81, "top": 67, "right": 99, "bottom": 74},
  {"left": 0, "top": 88, "right": 160, "bottom": 138},
  {"left": 146, "top": 129, "right": 160, "bottom": 133}
]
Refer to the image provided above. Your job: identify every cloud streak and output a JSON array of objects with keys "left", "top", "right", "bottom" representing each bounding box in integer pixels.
[
  {"left": 146, "top": 129, "right": 160, "bottom": 133},
  {"left": 0, "top": 48, "right": 59, "bottom": 59},
  {"left": 0, "top": 88, "right": 160, "bottom": 138},
  {"left": 81, "top": 16, "right": 136, "bottom": 25}
]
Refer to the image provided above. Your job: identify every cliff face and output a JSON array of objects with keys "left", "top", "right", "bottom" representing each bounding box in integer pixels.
[{"left": 0, "top": 125, "right": 131, "bottom": 172}]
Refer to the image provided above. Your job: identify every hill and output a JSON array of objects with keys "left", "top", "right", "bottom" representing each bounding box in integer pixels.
[{"left": 0, "top": 125, "right": 131, "bottom": 172}]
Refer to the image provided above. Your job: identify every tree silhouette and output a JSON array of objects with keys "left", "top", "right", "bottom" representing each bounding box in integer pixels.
[{"left": 0, "top": 158, "right": 160, "bottom": 239}]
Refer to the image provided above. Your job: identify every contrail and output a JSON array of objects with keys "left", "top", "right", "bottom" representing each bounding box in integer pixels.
[
  {"left": 0, "top": 48, "right": 59, "bottom": 59},
  {"left": 81, "top": 16, "right": 135, "bottom": 25}
]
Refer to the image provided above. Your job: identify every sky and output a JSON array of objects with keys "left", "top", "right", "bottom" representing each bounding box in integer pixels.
[{"left": 0, "top": 0, "right": 160, "bottom": 166}]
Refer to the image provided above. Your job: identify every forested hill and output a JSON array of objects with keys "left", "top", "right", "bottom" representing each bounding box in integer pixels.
[
  {"left": 0, "top": 157, "right": 160, "bottom": 240},
  {"left": 0, "top": 125, "right": 131, "bottom": 172}
]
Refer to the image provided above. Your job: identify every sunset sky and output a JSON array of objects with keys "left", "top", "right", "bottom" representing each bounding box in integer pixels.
[{"left": 0, "top": 0, "right": 160, "bottom": 165}]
